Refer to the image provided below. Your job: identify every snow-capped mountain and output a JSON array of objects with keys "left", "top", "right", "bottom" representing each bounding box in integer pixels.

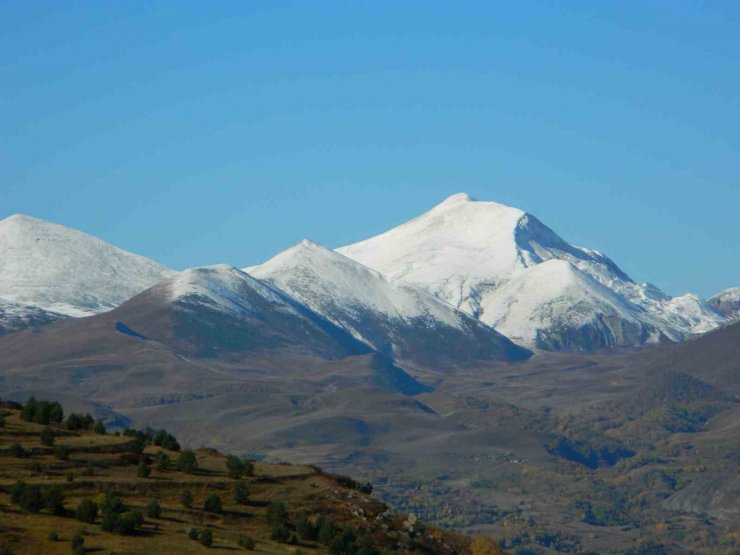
[
  {"left": 338, "top": 193, "right": 725, "bottom": 351},
  {"left": 117, "top": 264, "right": 372, "bottom": 359},
  {"left": 0, "top": 214, "right": 174, "bottom": 317},
  {"left": 709, "top": 287, "right": 740, "bottom": 322},
  {"left": 247, "top": 240, "right": 531, "bottom": 367},
  {"left": 0, "top": 299, "right": 65, "bottom": 335}
]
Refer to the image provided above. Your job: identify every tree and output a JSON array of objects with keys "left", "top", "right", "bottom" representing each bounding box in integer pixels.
[
  {"left": 0, "top": 413, "right": 6, "bottom": 427},
  {"left": 226, "top": 454, "right": 245, "bottom": 479},
  {"left": 146, "top": 497, "right": 162, "bottom": 518},
  {"left": 18, "top": 484, "right": 44, "bottom": 513},
  {"left": 71, "top": 531, "right": 85, "bottom": 550},
  {"left": 40, "top": 426, "right": 56, "bottom": 446},
  {"left": 54, "top": 445, "right": 70, "bottom": 460},
  {"left": 155, "top": 450, "right": 170, "bottom": 471},
  {"left": 177, "top": 449, "right": 198, "bottom": 473},
  {"left": 49, "top": 402, "right": 64, "bottom": 423},
  {"left": 9, "top": 443, "right": 26, "bottom": 458},
  {"left": 203, "top": 493, "right": 222, "bottom": 513},
  {"left": 265, "top": 501, "right": 288, "bottom": 526},
  {"left": 115, "top": 510, "right": 143, "bottom": 535},
  {"left": 270, "top": 523, "right": 291, "bottom": 543},
  {"left": 316, "top": 516, "right": 337, "bottom": 545},
  {"left": 42, "top": 485, "right": 65, "bottom": 515},
  {"left": 297, "top": 513, "right": 317, "bottom": 541},
  {"left": 136, "top": 457, "right": 150, "bottom": 478},
  {"left": 94, "top": 420, "right": 106, "bottom": 434},
  {"left": 237, "top": 535, "right": 256, "bottom": 550},
  {"left": 180, "top": 489, "right": 194, "bottom": 509},
  {"left": 198, "top": 529, "right": 213, "bottom": 547},
  {"left": 21, "top": 397, "right": 38, "bottom": 421},
  {"left": 234, "top": 483, "right": 250, "bottom": 505},
  {"left": 76, "top": 499, "right": 99, "bottom": 523}
]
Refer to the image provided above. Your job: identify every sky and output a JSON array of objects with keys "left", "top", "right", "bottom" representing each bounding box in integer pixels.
[{"left": 1, "top": 1, "right": 738, "bottom": 298}]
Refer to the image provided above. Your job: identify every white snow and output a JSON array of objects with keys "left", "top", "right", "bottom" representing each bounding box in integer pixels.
[
  {"left": 338, "top": 193, "right": 726, "bottom": 347},
  {"left": 247, "top": 240, "right": 465, "bottom": 330},
  {"left": 164, "top": 264, "right": 300, "bottom": 317},
  {"left": 709, "top": 286, "right": 740, "bottom": 321},
  {"left": 0, "top": 214, "right": 175, "bottom": 316}
]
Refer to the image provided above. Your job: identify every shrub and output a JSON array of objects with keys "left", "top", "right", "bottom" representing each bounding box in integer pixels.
[
  {"left": 297, "top": 513, "right": 317, "bottom": 540},
  {"left": 136, "top": 458, "right": 150, "bottom": 478},
  {"left": 188, "top": 527, "right": 199, "bottom": 540},
  {"left": 9, "top": 443, "right": 26, "bottom": 458},
  {"left": 265, "top": 501, "right": 288, "bottom": 526},
  {"left": 270, "top": 523, "right": 291, "bottom": 543},
  {"left": 71, "top": 531, "right": 85, "bottom": 549},
  {"left": 48, "top": 530, "right": 59, "bottom": 542},
  {"left": 94, "top": 420, "right": 106, "bottom": 434},
  {"left": 76, "top": 499, "right": 99, "bottom": 523},
  {"left": 203, "top": 493, "right": 222, "bottom": 513},
  {"left": 66, "top": 472, "right": 75, "bottom": 482},
  {"left": 146, "top": 497, "right": 161, "bottom": 519},
  {"left": 40, "top": 426, "right": 56, "bottom": 446},
  {"left": 234, "top": 483, "right": 250, "bottom": 505},
  {"left": 83, "top": 460, "right": 95, "bottom": 476},
  {"left": 316, "top": 517, "right": 337, "bottom": 544},
  {"left": 43, "top": 484, "right": 65, "bottom": 515},
  {"left": 198, "top": 528, "right": 213, "bottom": 547},
  {"left": 116, "top": 510, "right": 143, "bottom": 535},
  {"left": 180, "top": 489, "right": 194, "bottom": 509},
  {"left": 237, "top": 535, "right": 256, "bottom": 550},
  {"left": 0, "top": 546, "right": 13, "bottom": 555},
  {"left": 0, "top": 413, "right": 6, "bottom": 427},
  {"left": 54, "top": 445, "right": 70, "bottom": 460},
  {"left": 177, "top": 449, "right": 198, "bottom": 473}
]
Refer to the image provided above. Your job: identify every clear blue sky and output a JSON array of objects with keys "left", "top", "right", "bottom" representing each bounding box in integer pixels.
[{"left": 1, "top": 1, "right": 738, "bottom": 297}]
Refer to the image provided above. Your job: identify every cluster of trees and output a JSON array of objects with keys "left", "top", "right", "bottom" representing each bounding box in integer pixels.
[
  {"left": 20, "top": 398, "right": 64, "bottom": 425},
  {"left": 10, "top": 481, "right": 65, "bottom": 515},
  {"left": 261, "top": 501, "right": 380, "bottom": 554},
  {"left": 226, "top": 454, "right": 254, "bottom": 479},
  {"left": 188, "top": 527, "right": 214, "bottom": 547},
  {"left": 122, "top": 427, "right": 180, "bottom": 451},
  {"left": 70, "top": 492, "right": 144, "bottom": 536}
]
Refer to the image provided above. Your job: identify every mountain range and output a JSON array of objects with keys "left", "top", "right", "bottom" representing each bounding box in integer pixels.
[
  {"left": 0, "top": 196, "right": 738, "bottom": 554},
  {"left": 0, "top": 194, "right": 730, "bottom": 353}
]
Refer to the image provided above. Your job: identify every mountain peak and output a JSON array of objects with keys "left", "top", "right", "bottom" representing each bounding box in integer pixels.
[{"left": 0, "top": 215, "right": 174, "bottom": 316}]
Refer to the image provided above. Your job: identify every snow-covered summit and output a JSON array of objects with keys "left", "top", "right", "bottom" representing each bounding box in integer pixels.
[
  {"left": 338, "top": 194, "right": 725, "bottom": 350},
  {"left": 709, "top": 287, "right": 740, "bottom": 321},
  {"left": 0, "top": 214, "right": 174, "bottom": 317},
  {"left": 161, "top": 264, "right": 301, "bottom": 318},
  {"left": 247, "top": 239, "right": 531, "bottom": 366}
]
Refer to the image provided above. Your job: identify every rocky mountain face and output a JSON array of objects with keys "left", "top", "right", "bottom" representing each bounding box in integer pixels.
[
  {"left": 709, "top": 286, "right": 740, "bottom": 321},
  {"left": 338, "top": 193, "right": 725, "bottom": 351}
]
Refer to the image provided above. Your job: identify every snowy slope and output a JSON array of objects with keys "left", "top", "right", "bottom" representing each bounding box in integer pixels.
[
  {"left": 0, "top": 299, "right": 65, "bottom": 335},
  {"left": 338, "top": 194, "right": 725, "bottom": 350},
  {"left": 0, "top": 214, "right": 174, "bottom": 317},
  {"left": 709, "top": 287, "right": 740, "bottom": 321},
  {"left": 247, "top": 240, "right": 531, "bottom": 366},
  {"left": 115, "top": 264, "right": 372, "bottom": 360}
]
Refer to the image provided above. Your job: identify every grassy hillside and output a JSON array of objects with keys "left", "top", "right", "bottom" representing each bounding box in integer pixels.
[{"left": 0, "top": 400, "right": 484, "bottom": 555}]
